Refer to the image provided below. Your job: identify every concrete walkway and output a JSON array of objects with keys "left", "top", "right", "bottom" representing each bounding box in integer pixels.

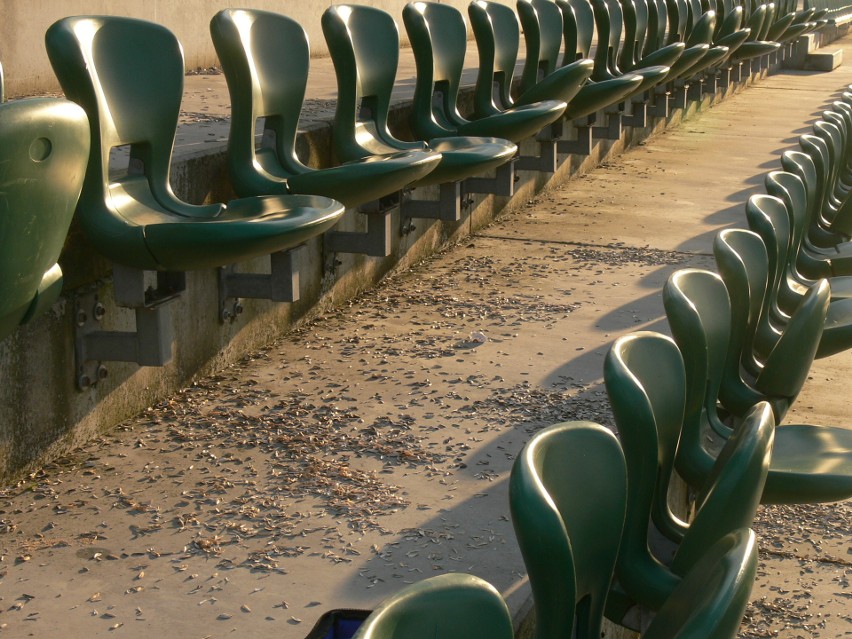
[{"left": 1, "top": 40, "right": 852, "bottom": 639}]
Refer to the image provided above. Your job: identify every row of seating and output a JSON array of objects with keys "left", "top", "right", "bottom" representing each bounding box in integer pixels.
[
  {"left": 0, "top": 0, "right": 827, "bottom": 389},
  {"left": 326, "top": 85, "right": 852, "bottom": 639},
  {"left": 556, "top": 82, "right": 852, "bottom": 631},
  {"left": 595, "top": 82, "right": 852, "bottom": 622},
  {"left": 806, "top": 0, "right": 852, "bottom": 25}
]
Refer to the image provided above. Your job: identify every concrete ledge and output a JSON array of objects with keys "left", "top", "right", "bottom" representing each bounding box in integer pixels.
[{"left": 805, "top": 48, "right": 844, "bottom": 70}]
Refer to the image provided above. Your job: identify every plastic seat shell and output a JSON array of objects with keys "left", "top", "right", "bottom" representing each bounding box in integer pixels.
[
  {"left": 45, "top": 16, "right": 345, "bottom": 272},
  {"left": 605, "top": 331, "right": 772, "bottom": 610},
  {"left": 510, "top": 420, "right": 760, "bottom": 639},
  {"left": 352, "top": 573, "right": 513, "bottom": 639},
  {"left": 558, "top": 0, "right": 645, "bottom": 119},
  {"left": 0, "top": 98, "right": 90, "bottom": 341}
]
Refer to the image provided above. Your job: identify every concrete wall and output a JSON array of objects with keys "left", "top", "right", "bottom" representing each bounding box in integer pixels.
[{"left": 1, "top": 0, "right": 513, "bottom": 97}]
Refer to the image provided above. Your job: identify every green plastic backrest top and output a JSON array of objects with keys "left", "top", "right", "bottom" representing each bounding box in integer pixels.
[
  {"left": 591, "top": 0, "right": 624, "bottom": 81},
  {"left": 406, "top": 1, "right": 569, "bottom": 142},
  {"left": 666, "top": 0, "right": 689, "bottom": 42},
  {"left": 352, "top": 573, "right": 513, "bottom": 639},
  {"left": 561, "top": 0, "right": 597, "bottom": 57},
  {"left": 635, "top": 0, "right": 653, "bottom": 55},
  {"left": 517, "top": 0, "right": 567, "bottom": 91},
  {"left": 604, "top": 331, "right": 684, "bottom": 610},
  {"left": 662, "top": 272, "right": 719, "bottom": 490},
  {"left": 212, "top": 9, "right": 445, "bottom": 207},
  {"left": 45, "top": 16, "right": 224, "bottom": 270},
  {"left": 645, "top": 0, "right": 670, "bottom": 52},
  {"left": 510, "top": 421, "right": 626, "bottom": 639},
  {"left": 664, "top": 0, "right": 681, "bottom": 41},
  {"left": 606, "top": 331, "right": 688, "bottom": 542},
  {"left": 607, "top": 0, "right": 626, "bottom": 59},
  {"left": 618, "top": 0, "right": 644, "bottom": 70},
  {"left": 828, "top": 101, "right": 852, "bottom": 148},
  {"left": 663, "top": 269, "right": 732, "bottom": 483},
  {"left": 322, "top": 5, "right": 428, "bottom": 162},
  {"left": 632, "top": 0, "right": 691, "bottom": 71},
  {"left": 796, "top": 135, "right": 833, "bottom": 226},
  {"left": 213, "top": 8, "right": 441, "bottom": 207},
  {"left": 815, "top": 117, "right": 852, "bottom": 231},
  {"left": 557, "top": 0, "right": 582, "bottom": 61},
  {"left": 824, "top": 102, "right": 850, "bottom": 150},
  {"left": 634, "top": 0, "right": 658, "bottom": 60},
  {"left": 513, "top": 0, "right": 594, "bottom": 107},
  {"left": 666, "top": 264, "right": 829, "bottom": 426},
  {"left": 664, "top": 269, "right": 727, "bottom": 398},
  {"left": 765, "top": 170, "right": 831, "bottom": 283},
  {"left": 590, "top": 0, "right": 619, "bottom": 78},
  {"left": 713, "top": 229, "right": 771, "bottom": 414},
  {"left": 830, "top": 105, "right": 852, "bottom": 225},
  {"left": 821, "top": 112, "right": 852, "bottom": 202},
  {"left": 781, "top": 148, "right": 840, "bottom": 247},
  {"left": 744, "top": 193, "right": 812, "bottom": 354},
  {"left": 812, "top": 121, "right": 844, "bottom": 213},
  {"left": 469, "top": 1, "right": 522, "bottom": 115},
  {"left": 0, "top": 98, "right": 90, "bottom": 342},
  {"left": 746, "top": 191, "right": 797, "bottom": 317},
  {"left": 746, "top": 192, "right": 830, "bottom": 380},
  {"left": 210, "top": 9, "right": 314, "bottom": 194},
  {"left": 403, "top": 2, "right": 470, "bottom": 137}
]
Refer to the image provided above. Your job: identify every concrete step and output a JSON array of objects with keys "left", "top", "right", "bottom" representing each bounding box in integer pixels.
[{"left": 805, "top": 47, "right": 844, "bottom": 71}]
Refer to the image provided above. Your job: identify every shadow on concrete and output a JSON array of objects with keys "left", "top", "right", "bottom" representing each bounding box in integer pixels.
[{"left": 323, "top": 378, "right": 617, "bottom": 611}]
